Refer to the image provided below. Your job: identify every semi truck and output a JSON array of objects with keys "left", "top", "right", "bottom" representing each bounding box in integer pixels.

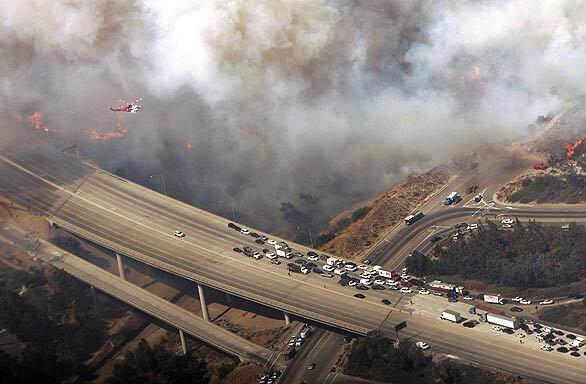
[
  {"left": 486, "top": 313, "right": 520, "bottom": 329},
  {"left": 483, "top": 294, "right": 504, "bottom": 305},
  {"left": 441, "top": 310, "right": 461, "bottom": 323},
  {"left": 428, "top": 280, "right": 465, "bottom": 294},
  {"left": 287, "top": 263, "right": 301, "bottom": 273},
  {"left": 444, "top": 191, "right": 461, "bottom": 205},
  {"left": 404, "top": 211, "right": 424, "bottom": 225}
]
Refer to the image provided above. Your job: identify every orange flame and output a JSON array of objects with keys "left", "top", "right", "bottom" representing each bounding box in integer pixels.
[
  {"left": 564, "top": 135, "right": 585, "bottom": 159},
  {"left": 186, "top": 135, "right": 196, "bottom": 150},
  {"left": 472, "top": 66, "right": 487, "bottom": 95},
  {"left": 18, "top": 111, "right": 49, "bottom": 132},
  {"left": 90, "top": 122, "right": 128, "bottom": 141}
]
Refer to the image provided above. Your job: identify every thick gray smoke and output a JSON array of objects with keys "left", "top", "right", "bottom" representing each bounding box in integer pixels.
[{"left": 1, "top": 0, "right": 584, "bottom": 236}]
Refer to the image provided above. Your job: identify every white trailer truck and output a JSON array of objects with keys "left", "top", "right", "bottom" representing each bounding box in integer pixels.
[
  {"left": 486, "top": 313, "right": 520, "bottom": 329},
  {"left": 441, "top": 310, "right": 461, "bottom": 323}
]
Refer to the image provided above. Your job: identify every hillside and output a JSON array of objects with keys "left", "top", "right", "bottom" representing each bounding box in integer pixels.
[{"left": 317, "top": 167, "right": 452, "bottom": 260}]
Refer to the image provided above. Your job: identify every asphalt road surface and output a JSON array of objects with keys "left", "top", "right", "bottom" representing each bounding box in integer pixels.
[{"left": 1, "top": 146, "right": 585, "bottom": 383}]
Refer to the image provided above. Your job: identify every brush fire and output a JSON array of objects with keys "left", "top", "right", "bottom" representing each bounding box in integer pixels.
[
  {"left": 90, "top": 123, "right": 128, "bottom": 141},
  {"left": 564, "top": 135, "right": 585, "bottom": 160},
  {"left": 18, "top": 112, "right": 49, "bottom": 133}
]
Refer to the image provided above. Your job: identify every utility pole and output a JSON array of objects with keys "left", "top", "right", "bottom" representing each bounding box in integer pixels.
[{"left": 149, "top": 174, "right": 167, "bottom": 196}]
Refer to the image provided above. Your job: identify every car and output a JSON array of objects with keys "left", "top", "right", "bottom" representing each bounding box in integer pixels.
[
  {"left": 348, "top": 280, "right": 357, "bottom": 287},
  {"left": 264, "top": 249, "right": 275, "bottom": 256},
  {"left": 557, "top": 339, "right": 567, "bottom": 345},
  {"left": 357, "top": 264, "right": 369, "bottom": 270},
  {"left": 569, "top": 346, "right": 579, "bottom": 352},
  {"left": 267, "top": 239, "right": 277, "bottom": 245},
  {"left": 307, "top": 363, "right": 316, "bottom": 370},
  {"left": 305, "top": 262, "right": 318, "bottom": 269},
  {"left": 491, "top": 325, "right": 502, "bottom": 332},
  {"left": 463, "top": 295, "right": 474, "bottom": 300},
  {"left": 294, "top": 252, "right": 305, "bottom": 258},
  {"left": 541, "top": 344, "right": 553, "bottom": 351},
  {"left": 452, "top": 232, "right": 460, "bottom": 240},
  {"left": 419, "top": 289, "right": 430, "bottom": 295},
  {"left": 252, "top": 252, "right": 262, "bottom": 260},
  {"left": 400, "top": 287, "right": 412, "bottom": 294},
  {"left": 570, "top": 352, "right": 581, "bottom": 357},
  {"left": 307, "top": 254, "right": 319, "bottom": 262},
  {"left": 510, "top": 307, "right": 523, "bottom": 312},
  {"left": 463, "top": 321, "right": 478, "bottom": 328},
  {"left": 573, "top": 294, "right": 584, "bottom": 300},
  {"left": 502, "top": 224, "right": 513, "bottom": 228},
  {"left": 249, "top": 232, "right": 260, "bottom": 238},
  {"left": 174, "top": 230, "right": 186, "bottom": 238},
  {"left": 372, "top": 284, "right": 385, "bottom": 291},
  {"left": 474, "top": 193, "right": 483, "bottom": 202},
  {"left": 295, "top": 259, "right": 307, "bottom": 265},
  {"left": 240, "top": 228, "right": 251, "bottom": 235},
  {"left": 233, "top": 247, "right": 242, "bottom": 253},
  {"left": 561, "top": 224, "right": 570, "bottom": 230},
  {"left": 255, "top": 238, "right": 265, "bottom": 244},
  {"left": 300, "top": 267, "right": 309, "bottom": 274},
  {"left": 511, "top": 296, "right": 522, "bottom": 302},
  {"left": 320, "top": 272, "right": 334, "bottom": 278},
  {"left": 345, "top": 264, "right": 358, "bottom": 272},
  {"left": 501, "top": 218, "right": 514, "bottom": 225},
  {"left": 516, "top": 333, "right": 525, "bottom": 338},
  {"left": 381, "top": 298, "right": 392, "bottom": 305},
  {"left": 467, "top": 223, "right": 479, "bottom": 230},
  {"left": 416, "top": 341, "right": 430, "bottom": 350},
  {"left": 295, "top": 340, "right": 304, "bottom": 348},
  {"left": 448, "top": 297, "right": 458, "bottom": 303},
  {"left": 539, "top": 299, "right": 554, "bottom": 305},
  {"left": 354, "top": 293, "right": 366, "bottom": 299},
  {"left": 363, "top": 259, "right": 371, "bottom": 265},
  {"left": 566, "top": 334, "right": 576, "bottom": 340},
  {"left": 228, "top": 222, "right": 237, "bottom": 229},
  {"left": 553, "top": 330, "right": 564, "bottom": 336},
  {"left": 374, "top": 279, "right": 385, "bottom": 285},
  {"left": 323, "top": 264, "right": 335, "bottom": 272},
  {"left": 433, "top": 291, "right": 443, "bottom": 296},
  {"left": 502, "top": 328, "right": 515, "bottom": 335},
  {"left": 307, "top": 251, "right": 318, "bottom": 257},
  {"left": 519, "top": 299, "right": 532, "bottom": 305},
  {"left": 270, "top": 259, "right": 281, "bottom": 265},
  {"left": 556, "top": 347, "right": 568, "bottom": 353},
  {"left": 454, "top": 222, "right": 467, "bottom": 229},
  {"left": 266, "top": 253, "right": 277, "bottom": 260}
]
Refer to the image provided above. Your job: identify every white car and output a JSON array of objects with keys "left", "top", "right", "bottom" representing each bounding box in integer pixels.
[
  {"left": 539, "top": 299, "right": 554, "bottom": 305},
  {"left": 501, "top": 218, "right": 514, "bottom": 225},
  {"left": 541, "top": 344, "right": 553, "bottom": 351},
  {"left": 320, "top": 272, "right": 334, "bottom": 278},
  {"left": 433, "top": 291, "right": 443, "bottom": 296},
  {"left": 372, "top": 265, "right": 382, "bottom": 271},
  {"left": 511, "top": 296, "right": 522, "bottom": 302},
  {"left": 240, "top": 228, "right": 251, "bottom": 235},
  {"left": 467, "top": 223, "right": 479, "bottom": 230},
  {"left": 266, "top": 253, "right": 277, "bottom": 260},
  {"left": 360, "top": 279, "right": 372, "bottom": 285},
  {"left": 308, "top": 255, "right": 319, "bottom": 262},
  {"left": 301, "top": 267, "right": 309, "bottom": 274},
  {"left": 265, "top": 250, "right": 275, "bottom": 256},
  {"left": 323, "top": 265, "right": 335, "bottom": 272},
  {"left": 416, "top": 341, "right": 430, "bottom": 350},
  {"left": 345, "top": 264, "right": 358, "bottom": 272},
  {"left": 463, "top": 296, "right": 474, "bottom": 300},
  {"left": 502, "top": 224, "right": 513, "bottom": 229},
  {"left": 519, "top": 299, "right": 532, "bottom": 305},
  {"left": 252, "top": 252, "right": 262, "bottom": 260},
  {"left": 400, "top": 287, "right": 412, "bottom": 294},
  {"left": 374, "top": 279, "right": 385, "bottom": 285},
  {"left": 334, "top": 268, "right": 347, "bottom": 276},
  {"left": 400, "top": 273, "right": 409, "bottom": 279},
  {"left": 360, "top": 272, "right": 372, "bottom": 279},
  {"left": 418, "top": 289, "right": 430, "bottom": 295},
  {"left": 348, "top": 280, "right": 357, "bottom": 287},
  {"left": 174, "top": 230, "right": 185, "bottom": 238},
  {"left": 357, "top": 264, "right": 369, "bottom": 270},
  {"left": 267, "top": 239, "right": 277, "bottom": 245}
]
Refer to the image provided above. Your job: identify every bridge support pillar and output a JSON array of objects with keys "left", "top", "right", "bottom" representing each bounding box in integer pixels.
[
  {"left": 197, "top": 283, "right": 210, "bottom": 321},
  {"left": 116, "top": 253, "right": 126, "bottom": 281},
  {"left": 283, "top": 312, "right": 291, "bottom": 326},
  {"left": 90, "top": 285, "right": 99, "bottom": 313},
  {"left": 226, "top": 293, "right": 232, "bottom": 305},
  {"left": 179, "top": 329, "right": 187, "bottom": 355}
]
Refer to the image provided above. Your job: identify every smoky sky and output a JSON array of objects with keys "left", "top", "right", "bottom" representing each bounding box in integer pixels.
[{"left": 1, "top": 0, "right": 584, "bottom": 232}]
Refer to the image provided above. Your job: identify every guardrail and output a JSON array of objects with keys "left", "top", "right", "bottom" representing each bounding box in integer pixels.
[{"left": 51, "top": 218, "right": 371, "bottom": 335}]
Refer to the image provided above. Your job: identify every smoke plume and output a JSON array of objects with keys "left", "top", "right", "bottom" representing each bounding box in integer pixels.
[{"left": 1, "top": 0, "right": 585, "bottom": 235}]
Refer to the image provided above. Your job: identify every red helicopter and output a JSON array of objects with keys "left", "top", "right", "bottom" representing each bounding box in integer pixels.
[{"left": 109, "top": 98, "right": 142, "bottom": 113}]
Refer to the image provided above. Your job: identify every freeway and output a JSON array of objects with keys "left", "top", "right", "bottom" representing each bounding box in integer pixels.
[
  {"left": 0, "top": 220, "right": 273, "bottom": 365},
  {"left": 1, "top": 146, "right": 586, "bottom": 383}
]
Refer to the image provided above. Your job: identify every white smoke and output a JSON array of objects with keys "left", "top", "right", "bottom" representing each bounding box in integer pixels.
[{"left": 1, "top": 0, "right": 585, "bottom": 233}]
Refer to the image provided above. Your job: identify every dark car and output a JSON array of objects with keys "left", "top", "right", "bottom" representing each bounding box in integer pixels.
[
  {"left": 502, "top": 328, "right": 514, "bottom": 335},
  {"left": 569, "top": 346, "right": 579, "bottom": 352},
  {"left": 233, "top": 247, "right": 242, "bottom": 253},
  {"left": 271, "top": 259, "right": 281, "bottom": 265},
  {"left": 463, "top": 321, "right": 478, "bottom": 328},
  {"left": 570, "top": 352, "right": 581, "bottom": 357},
  {"left": 356, "top": 284, "right": 369, "bottom": 291},
  {"left": 381, "top": 299, "right": 392, "bottom": 305},
  {"left": 305, "top": 262, "right": 317, "bottom": 269},
  {"left": 249, "top": 232, "right": 260, "bottom": 238},
  {"left": 448, "top": 297, "right": 458, "bottom": 303},
  {"left": 553, "top": 330, "right": 564, "bottom": 336},
  {"left": 313, "top": 267, "right": 323, "bottom": 274},
  {"left": 566, "top": 334, "right": 576, "bottom": 340},
  {"left": 430, "top": 236, "right": 442, "bottom": 243},
  {"left": 295, "top": 259, "right": 307, "bottom": 265},
  {"left": 510, "top": 307, "right": 523, "bottom": 312},
  {"left": 573, "top": 294, "right": 584, "bottom": 300},
  {"left": 557, "top": 339, "right": 567, "bottom": 345},
  {"left": 228, "top": 222, "right": 236, "bottom": 229},
  {"left": 307, "top": 251, "right": 318, "bottom": 257},
  {"left": 372, "top": 285, "right": 385, "bottom": 291},
  {"left": 455, "top": 223, "right": 467, "bottom": 229},
  {"left": 255, "top": 238, "right": 265, "bottom": 244},
  {"left": 556, "top": 347, "right": 568, "bottom": 353},
  {"left": 354, "top": 293, "right": 366, "bottom": 299}
]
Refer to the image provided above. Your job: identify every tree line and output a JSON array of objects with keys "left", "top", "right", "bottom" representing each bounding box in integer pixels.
[{"left": 406, "top": 220, "right": 585, "bottom": 289}]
